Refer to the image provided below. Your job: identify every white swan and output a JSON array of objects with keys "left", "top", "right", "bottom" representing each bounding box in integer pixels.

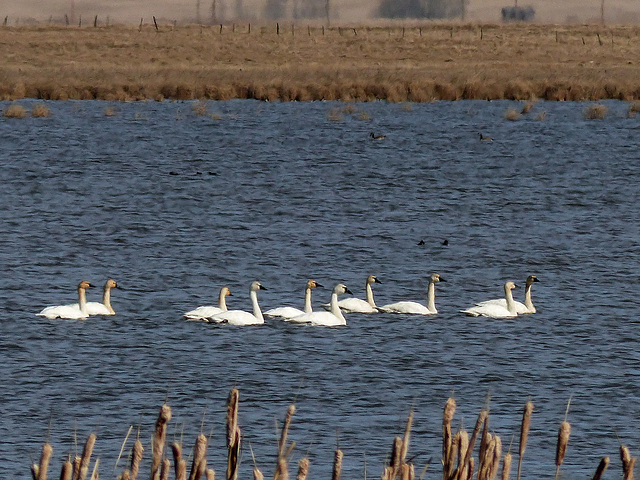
[
  {"left": 474, "top": 275, "right": 539, "bottom": 314},
  {"left": 37, "top": 280, "right": 93, "bottom": 320},
  {"left": 461, "top": 281, "right": 520, "bottom": 318},
  {"left": 322, "top": 274, "right": 380, "bottom": 314},
  {"left": 69, "top": 278, "right": 119, "bottom": 315},
  {"left": 184, "top": 286, "right": 232, "bottom": 320},
  {"left": 264, "top": 279, "right": 323, "bottom": 319},
  {"left": 288, "top": 284, "right": 353, "bottom": 326},
  {"left": 208, "top": 281, "right": 266, "bottom": 326},
  {"left": 377, "top": 273, "right": 445, "bottom": 315}
]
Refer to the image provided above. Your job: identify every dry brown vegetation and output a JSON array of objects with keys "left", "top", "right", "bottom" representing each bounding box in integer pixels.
[
  {"left": 30, "top": 389, "right": 635, "bottom": 480},
  {"left": 2, "top": 23, "right": 640, "bottom": 102}
]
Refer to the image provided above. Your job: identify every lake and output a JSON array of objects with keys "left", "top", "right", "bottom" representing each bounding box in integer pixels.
[{"left": 0, "top": 99, "right": 639, "bottom": 480}]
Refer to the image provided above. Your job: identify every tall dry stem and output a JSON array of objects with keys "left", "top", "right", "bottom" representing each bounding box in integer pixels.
[
  {"left": 621, "top": 445, "right": 635, "bottom": 480},
  {"left": 37, "top": 443, "right": 53, "bottom": 480},
  {"left": 332, "top": 449, "right": 343, "bottom": 480},
  {"left": 442, "top": 398, "right": 456, "bottom": 480},
  {"left": 278, "top": 405, "right": 296, "bottom": 459},
  {"left": 189, "top": 434, "right": 208, "bottom": 480},
  {"left": 89, "top": 458, "right": 99, "bottom": 480},
  {"left": 591, "top": 457, "right": 609, "bottom": 480},
  {"left": 172, "top": 442, "right": 186, "bottom": 480},
  {"left": 401, "top": 408, "right": 414, "bottom": 463},
  {"left": 226, "top": 389, "right": 241, "bottom": 480},
  {"left": 501, "top": 453, "right": 512, "bottom": 480},
  {"left": 160, "top": 459, "right": 171, "bottom": 480},
  {"left": 489, "top": 435, "right": 502, "bottom": 480},
  {"left": 554, "top": 421, "right": 571, "bottom": 480},
  {"left": 206, "top": 469, "right": 216, "bottom": 480},
  {"left": 517, "top": 402, "right": 533, "bottom": 480},
  {"left": 462, "top": 409, "right": 488, "bottom": 476},
  {"left": 151, "top": 404, "right": 172, "bottom": 480},
  {"left": 60, "top": 459, "right": 73, "bottom": 480},
  {"left": 295, "top": 458, "right": 309, "bottom": 480},
  {"left": 130, "top": 440, "right": 144, "bottom": 480},
  {"left": 254, "top": 466, "right": 265, "bottom": 480},
  {"left": 454, "top": 430, "right": 469, "bottom": 480},
  {"left": 31, "top": 464, "right": 39, "bottom": 480},
  {"left": 78, "top": 434, "right": 96, "bottom": 480}
]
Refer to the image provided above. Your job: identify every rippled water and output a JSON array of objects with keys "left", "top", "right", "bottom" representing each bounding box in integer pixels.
[{"left": 1, "top": 99, "right": 639, "bottom": 480}]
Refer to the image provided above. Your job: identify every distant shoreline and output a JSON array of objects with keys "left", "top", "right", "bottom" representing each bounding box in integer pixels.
[{"left": 2, "top": 23, "right": 640, "bottom": 102}]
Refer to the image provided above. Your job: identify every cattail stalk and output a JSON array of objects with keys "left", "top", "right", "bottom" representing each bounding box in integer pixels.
[
  {"left": 160, "top": 459, "right": 171, "bottom": 480},
  {"left": 37, "top": 443, "right": 53, "bottom": 480},
  {"left": 554, "top": 421, "right": 571, "bottom": 480},
  {"left": 121, "top": 472, "right": 131, "bottom": 480},
  {"left": 72, "top": 456, "right": 81, "bottom": 480},
  {"left": 206, "top": 469, "right": 215, "bottom": 480},
  {"left": 151, "top": 404, "right": 172, "bottom": 480},
  {"left": 462, "top": 409, "right": 488, "bottom": 476},
  {"left": 195, "top": 459, "right": 207, "bottom": 480},
  {"left": 332, "top": 449, "right": 343, "bottom": 480},
  {"left": 442, "top": 398, "right": 456, "bottom": 480},
  {"left": 78, "top": 434, "right": 96, "bottom": 480},
  {"left": 390, "top": 436, "right": 403, "bottom": 478},
  {"left": 478, "top": 434, "right": 495, "bottom": 480},
  {"left": 489, "top": 435, "right": 502, "bottom": 480},
  {"left": 296, "top": 458, "right": 309, "bottom": 480},
  {"left": 621, "top": 446, "right": 635, "bottom": 480},
  {"left": 226, "top": 389, "right": 241, "bottom": 480},
  {"left": 278, "top": 405, "right": 296, "bottom": 459},
  {"left": 517, "top": 402, "right": 533, "bottom": 480},
  {"left": 592, "top": 457, "right": 609, "bottom": 480},
  {"left": 32, "top": 464, "right": 39, "bottom": 480},
  {"left": 173, "top": 443, "right": 186, "bottom": 480},
  {"left": 60, "top": 459, "right": 73, "bottom": 480},
  {"left": 189, "top": 434, "right": 208, "bottom": 480},
  {"left": 254, "top": 466, "right": 265, "bottom": 480},
  {"left": 401, "top": 408, "right": 414, "bottom": 463},
  {"left": 89, "top": 458, "right": 99, "bottom": 480},
  {"left": 130, "top": 440, "right": 144, "bottom": 480},
  {"left": 501, "top": 453, "right": 512, "bottom": 480}
]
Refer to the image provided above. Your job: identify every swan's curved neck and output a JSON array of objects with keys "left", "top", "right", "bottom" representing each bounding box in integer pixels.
[
  {"left": 365, "top": 281, "right": 377, "bottom": 307},
  {"left": 218, "top": 290, "right": 228, "bottom": 312},
  {"left": 330, "top": 292, "right": 346, "bottom": 323},
  {"left": 304, "top": 287, "right": 313, "bottom": 313},
  {"left": 78, "top": 288, "right": 88, "bottom": 314},
  {"left": 426, "top": 281, "right": 437, "bottom": 313},
  {"left": 250, "top": 289, "right": 264, "bottom": 322},
  {"left": 524, "top": 284, "right": 535, "bottom": 312},
  {"left": 504, "top": 286, "right": 517, "bottom": 313},
  {"left": 102, "top": 286, "right": 115, "bottom": 314}
]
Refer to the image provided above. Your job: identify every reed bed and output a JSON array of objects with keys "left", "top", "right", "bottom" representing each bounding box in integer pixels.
[
  {"left": 30, "top": 389, "right": 637, "bottom": 480},
  {"left": 3, "top": 23, "right": 640, "bottom": 101}
]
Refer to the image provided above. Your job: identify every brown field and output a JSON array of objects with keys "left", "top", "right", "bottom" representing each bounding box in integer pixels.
[{"left": 2, "top": 22, "right": 640, "bottom": 102}]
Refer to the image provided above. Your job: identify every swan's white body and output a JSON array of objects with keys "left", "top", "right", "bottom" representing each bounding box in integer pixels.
[
  {"left": 461, "top": 281, "right": 520, "bottom": 318},
  {"left": 288, "top": 284, "right": 352, "bottom": 326},
  {"left": 37, "top": 281, "right": 92, "bottom": 320},
  {"left": 70, "top": 279, "right": 118, "bottom": 315},
  {"left": 378, "top": 274, "right": 444, "bottom": 315},
  {"left": 264, "top": 280, "right": 322, "bottom": 319},
  {"left": 208, "top": 282, "right": 266, "bottom": 326},
  {"left": 323, "top": 275, "right": 380, "bottom": 314},
  {"left": 474, "top": 275, "right": 539, "bottom": 314},
  {"left": 184, "top": 286, "right": 231, "bottom": 320}
]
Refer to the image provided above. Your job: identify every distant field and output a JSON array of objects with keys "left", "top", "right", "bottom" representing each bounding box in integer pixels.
[{"left": 1, "top": 23, "right": 640, "bottom": 101}]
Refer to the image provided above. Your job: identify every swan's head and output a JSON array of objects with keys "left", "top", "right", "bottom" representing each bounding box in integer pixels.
[
  {"left": 78, "top": 280, "right": 92, "bottom": 291},
  {"left": 105, "top": 279, "right": 118, "bottom": 290},
  {"left": 306, "top": 279, "right": 323, "bottom": 289},
  {"left": 221, "top": 286, "right": 232, "bottom": 297},
  {"left": 430, "top": 273, "right": 445, "bottom": 283},
  {"left": 250, "top": 281, "right": 266, "bottom": 292},
  {"left": 526, "top": 275, "right": 539, "bottom": 285},
  {"left": 334, "top": 283, "right": 353, "bottom": 295},
  {"left": 367, "top": 275, "right": 381, "bottom": 285},
  {"left": 504, "top": 281, "right": 519, "bottom": 291}
]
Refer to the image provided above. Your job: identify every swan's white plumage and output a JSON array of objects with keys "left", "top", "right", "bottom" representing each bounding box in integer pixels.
[
  {"left": 474, "top": 275, "right": 539, "bottom": 314},
  {"left": 378, "top": 273, "right": 444, "bottom": 315},
  {"left": 208, "top": 281, "right": 266, "bottom": 325},
  {"left": 461, "top": 281, "right": 520, "bottom": 318},
  {"left": 323, "top": 275, "right": 380, "bottom": 314},
  {"left": 184, "top": 286, "right": 232, "bottom": 320},
  {"left": 37, "top": 281, "right": 93, "bottom": 320},
  {"left": 264, "top": 279, "right": 322, "bottom": 319},
  {"left": 70, "top": 278, "right": 118, "bottom": 315},
  {"left": 288, "top": 284, "right": 352, "bottom": 326}
]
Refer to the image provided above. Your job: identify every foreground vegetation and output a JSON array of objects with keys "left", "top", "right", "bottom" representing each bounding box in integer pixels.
[
  {"left": 30, "top": 388, "right": 633, "bottom": 480},
  {"left": 2, "top": 23, "right": 640, "bottom": 102}
]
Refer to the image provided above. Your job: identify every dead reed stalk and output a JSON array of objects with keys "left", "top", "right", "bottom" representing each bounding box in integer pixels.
[
  {"left": 90, "top": 459, "right": 99, "bottom": 480},
  {"left": 462, "top": 409, "right": 488, "bottom": 477},
  {"left": 592, "top": 457, "right": 609, "bottom": 480},
  {"left": 584, "top": 104, "right": 607, "bottom": 119},
  {"left": 390, "top": 436, "right": 403, "bottom": 479},
  {"left": 554, "top": 421, "right": 571, "bottom": 480},
  {"left": 442, "top": 398, "right": 456, "bottom": 480},
  {"left": 254, "top": 466, "right": 265, "bottom": 480},
  {"left": 278, "top": 405, "right": 296, "bottom": 459},
  {"left": 151, "top": 404, "right": 172, "bottom": 480},
  {"left": 77, "top": 433, "right": 96, "bottom": 480},
  {"left": 274, "top": 458, "right": 289, "bottom": 480},
  {"left": 332, "top": 449, "right": 343, "bottom": 480},
  {"left": 501, "top": 453, "right": 512, "bottom": 480},
  {"left": 516, "top": 402, "right": 533, "bottom": 480},
  {"left": 478, "top": 434, "right": 496, "bottom": 480},
  {"left": 172, "top": 442, "right": 187, "bottom": 480},
  {"left": 72, "top": 457, "right": 81, "bottom": 480},
  {"left": 60, "top": 459, "right": 73, "bottom": 480},
  {"left": 295, "top": 458, "right": 309, "bottom": 480},
  {"left": 401, "top": 408, "right": 414, "bottom": 463},
  {"left": 31, "top": 464, "right": 39, "bottom": 480},
  {"left": 489, "top": 435, "right": 502, "bottom": 480},
  {"left": 206, "top": 469, "right": 216, "bottom": 480},
  {"left": 226, "top": 388, "right": 241, "bottom": 480},
  {"left": 189, "top": 434, "right": 208, "bottom": 480},
  {"left": 453, "top": 430, "right": 469, "bottom": 480},
  {"left": 621, "top": 445, "right": 635, "bottom": 480},
  {"left": 37, "top": 443, "right": 53, "bottom": 480},
  {"left": 160, "top": 459, "right": 171, "bottom": 480},
  {"left": 130, "top": 440, "right": 144, "bottom": 480}
]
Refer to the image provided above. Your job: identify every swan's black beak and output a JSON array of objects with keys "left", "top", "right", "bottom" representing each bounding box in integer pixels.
[
  {"left": 532, "top": 277, "right": 540, "bottom": 282},
  {"left": 439, "top": 277, "right": 446, "bottom": 282},
  {"left": 374, "top": 278, "right": 382, "bottom": 284},
  {"left": 316, "top": 283, "right": 324, "bottom": 288},
  {"left": 116, "top": 285, "right": 125, "bottom": 291},
  {"left": 260, "top": 285, "right": 267, "bottom": 291},
  {"left": 513, "top": 284, "right": 520, "bottom": 289},
  {"left": 345, "top": 287, "right": 353, "bottom": 295}
]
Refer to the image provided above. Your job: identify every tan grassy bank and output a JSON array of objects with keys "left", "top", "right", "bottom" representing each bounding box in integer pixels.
[{"left": 2, "top": 23, "right": 640, "bottom": 102}]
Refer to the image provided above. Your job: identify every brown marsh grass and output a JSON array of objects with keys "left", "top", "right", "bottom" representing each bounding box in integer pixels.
[
  {"left": 584, "top": 103, "right": 608, "bottom": 119},
  {"left": 3, "top": 103, "right": 27, "bottom": 117},
  {"left": 31, "top": 103, "right": 51, "bottom": 117},
  {"left": 3, "top": 23, "right": 640, "bottom": 102}
]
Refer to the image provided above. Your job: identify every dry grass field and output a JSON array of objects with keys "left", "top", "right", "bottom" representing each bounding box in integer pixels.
[{"left": 1, "top": 22, "right": 640, "bottom": 101}]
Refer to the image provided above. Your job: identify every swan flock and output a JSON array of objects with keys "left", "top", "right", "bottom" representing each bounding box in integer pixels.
[{"left": 37, "top": 274, "right": 540, "bottom": 323}]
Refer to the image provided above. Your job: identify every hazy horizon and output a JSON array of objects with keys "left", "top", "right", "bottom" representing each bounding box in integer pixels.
[{"left": 3, "top": 0, "right": 640, "bottom": 25}]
